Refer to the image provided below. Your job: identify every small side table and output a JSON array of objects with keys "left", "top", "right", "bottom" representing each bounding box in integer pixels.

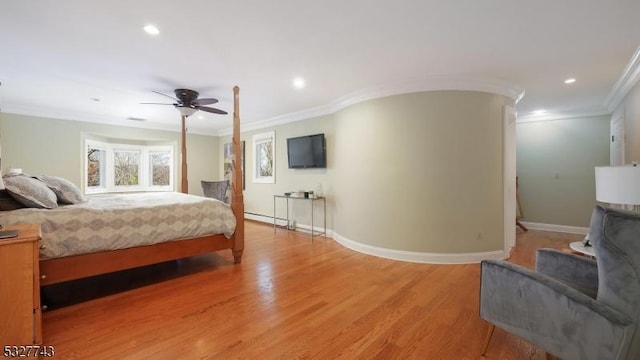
[
  {"left": 569, "top": 241, "right": 595, "bottom": 257},
  {"left": 273, "top": 194, "right": 326, "bottom": 239}
]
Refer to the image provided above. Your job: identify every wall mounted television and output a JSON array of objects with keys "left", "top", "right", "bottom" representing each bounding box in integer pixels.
[{"left": 287, "top": 133, "right": 326, "bottom": 169}]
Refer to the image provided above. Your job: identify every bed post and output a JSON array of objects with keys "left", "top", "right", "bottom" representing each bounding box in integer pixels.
[
  {"left": 231, "top": 86, "right": 244, "bottom": 263},
  {"left": 180, "top": 115, "right": 188, "bottom": 194}
]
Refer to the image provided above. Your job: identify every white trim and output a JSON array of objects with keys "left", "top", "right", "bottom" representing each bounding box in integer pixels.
[
  {"left": 332, "top": 232, "right": 506, "bottom": 265},
  {"left": 252, "top": 131, "right": 276, "bottom": 184},
  {"left": 517, "top": 109, "right": 611, "bottom": 123},
  {"left": 219, "top": 104, "right": 335, "bottom": 136},
  {"left": 331, "top": 76, "right": 525, "bottom": 110},
  {"left": 519, "top": 221, "right": 589, "bottom": 235},
  {"left": 245, "top": 212, "right": 286, "bottom": 226},
  {"left": 218, "top": 75, "right": 525, "bottom": 136},
  {"left": 2, "top": 104, "right": 221, "bottom": 135},
  {"left": 605, "top": 45, "right": 640, "bottom": 112},
  {"left": 289, "top": 222, "right": 332, "bottom": 237},
  {"left": 246, "top": 213, "right": 506, "bottom": 264},
  {"left": 503, "top": 105, "right": 517, "bottom": 255},
  {"left": 84, "top": 138, "right": 174, "bottom": 194},
  {"left": 245, "top": 213, "right": 332, "bottom": 236}
]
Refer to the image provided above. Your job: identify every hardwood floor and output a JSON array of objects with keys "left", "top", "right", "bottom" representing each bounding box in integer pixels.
[{"left": 41, "top": 221, "right": 584, "bottom": 359}]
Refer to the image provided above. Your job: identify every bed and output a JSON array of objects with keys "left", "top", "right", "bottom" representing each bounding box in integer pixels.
[{"left": 1, "top": 86, "right": 245, "bottom": 286}]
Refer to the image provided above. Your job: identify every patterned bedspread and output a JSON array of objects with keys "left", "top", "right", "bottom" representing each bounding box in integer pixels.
[{"left": 0, "top": 192, "right": 237, "bottom": 259}]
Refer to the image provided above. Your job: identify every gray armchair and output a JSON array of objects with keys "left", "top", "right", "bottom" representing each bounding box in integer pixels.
[
  {"left": 201, "top": 180, "right": 230, "bottom": 204},
  {"left": 480, "top": 205, "right": 640, "bottom": 359}
]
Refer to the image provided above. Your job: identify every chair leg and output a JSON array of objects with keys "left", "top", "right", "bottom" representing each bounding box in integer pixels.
[{"left": 481, "top": 324, "right": 496, "bottom": 357}]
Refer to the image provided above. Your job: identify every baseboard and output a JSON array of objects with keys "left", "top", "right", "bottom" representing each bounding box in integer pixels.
[
  {"left": 520, "top": 221, "right": 589, "bottom": 235},
  {"left": 244, "top": 212, "right": 333, "bottom": 236},
  {"left": 332, "top": 231, "right": 506, "bottom": 264},
  {"left": 245, "top": 212, "right": 285, "bottom": 226},
  {"left": 246, "top": 212, "right": 511, "bottom": 263}
]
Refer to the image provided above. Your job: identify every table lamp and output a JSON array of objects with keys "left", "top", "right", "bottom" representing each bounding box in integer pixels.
[
  {"left": 595, "top": 165, "right": 640, "bottom": 211},
  {"left": 586, "top": 165, "right": 640, "bottom": 246}
]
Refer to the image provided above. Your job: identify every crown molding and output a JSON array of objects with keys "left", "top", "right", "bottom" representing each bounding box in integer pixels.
[
  {"left": 517, "top": 108, "right": 611, "bottom": 123},
  {"left": 217, "top": 75, "right": 525, "bottom": 136},
  {"left": 1, "top": 103, "right": 218, "bottom": 136},
  {"left": 217, "top": 103, "right": 334, "bottom": 136},
  {"left": 604, "top": 45, "right": 640, "bottom": 112},
  {"left": 331, "top": 76, "right": 525, "bottom": 112}
]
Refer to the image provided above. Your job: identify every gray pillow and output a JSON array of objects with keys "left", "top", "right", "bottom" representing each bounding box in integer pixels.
[
  {"left": 37, "top": 175, "right": 86, "bottom": 204},
  {"left": 3, "top": 175, "right": 58, "bottom": 209},
  {"left": 0, "top": 190, "right": 27, "bottom": 211}
]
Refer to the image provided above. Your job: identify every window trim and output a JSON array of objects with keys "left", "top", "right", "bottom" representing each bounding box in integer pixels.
[{"left": 84, "top": 139, "right": 175, "bottom": 194}]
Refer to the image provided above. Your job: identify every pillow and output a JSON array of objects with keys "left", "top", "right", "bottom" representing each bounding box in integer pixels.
[
  {"left": 37, "top": 175, "right": 86, "bottom": 204},
  {"left": 3, "top": 175, "right": 58, "bottom": 209},
  {"left": 0, "top": 190, "right": 26, "bottom": 211}
]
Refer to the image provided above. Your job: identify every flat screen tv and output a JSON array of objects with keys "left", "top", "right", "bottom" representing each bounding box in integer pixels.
[{"left": 287, "top": 133, "right": 326, "bottom": 169}]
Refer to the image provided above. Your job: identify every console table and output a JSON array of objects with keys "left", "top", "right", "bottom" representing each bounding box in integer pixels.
[{"left": 273, "top": 195, "right": 326, "bottom": 239}]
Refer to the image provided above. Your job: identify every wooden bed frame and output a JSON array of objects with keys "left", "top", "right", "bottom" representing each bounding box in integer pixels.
[{"left": 39, "top": 86, "right": 245, "bottom": 286}]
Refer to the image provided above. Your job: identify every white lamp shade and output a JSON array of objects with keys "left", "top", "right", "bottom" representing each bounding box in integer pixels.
[
  {"left": 595, "top": 166, "right": 640, "bottom": 205},
  {"left": 176, "top": 106, "right": 197, "bottom": 117}
]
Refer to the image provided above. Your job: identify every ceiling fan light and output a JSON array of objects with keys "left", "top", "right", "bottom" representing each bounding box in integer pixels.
[{"left": 176, "top": 106, "right": 197, "bottom": 117}]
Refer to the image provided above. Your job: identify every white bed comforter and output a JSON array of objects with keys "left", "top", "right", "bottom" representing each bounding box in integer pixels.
[{"left": 0, "top": 192, "right": 236, "bottom": 259}]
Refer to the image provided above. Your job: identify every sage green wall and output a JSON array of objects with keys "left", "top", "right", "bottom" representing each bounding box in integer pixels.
[
  {"left": 224, "top": 91, "right": 510, "bottom": 253},
  {"left": 3, "top": 90, "right": 512, "bottom": 255},
  {"left": 220, "top": 114, "right": 335, "bottom": 229},
  {"left": 0, "top": 113, "right": 219, "bottom": 196},
  {"left": 331, "top": 91, "right": 510, "bottom": 253},
  {"left": 616, "top": 80, "right": 640, "bottom": 162},
  {"left": 516, "top": 115, "right": 610, "bottom": 227}
]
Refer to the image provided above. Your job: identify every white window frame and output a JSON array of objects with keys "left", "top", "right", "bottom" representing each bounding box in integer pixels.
[
  {"left": 253, "top": 131, "right": 275, "bottom": 184},
  {"left": 112, "top": 144, "right": 143, "bottom": 190},
  {"left": 84, "top": 139, "right": 174, "bottom": 194},
  {"left": 85, "top": 141, "right": 107, "bottom": 193},
  {"left": 147, "top": 146, "right": 174, "bottom": 190}
]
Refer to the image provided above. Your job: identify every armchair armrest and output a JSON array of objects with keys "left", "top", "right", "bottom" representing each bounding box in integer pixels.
[
  {"left": 480, "top": 260, "right": 631, "bottom": 360},
  {"left": 535, "top": 248, "right": 598, "bottom": 297}
]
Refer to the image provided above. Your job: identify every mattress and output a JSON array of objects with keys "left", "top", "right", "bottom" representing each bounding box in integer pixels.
[{"left": 0, "top": 192, "right": 236, "bottom": 259}]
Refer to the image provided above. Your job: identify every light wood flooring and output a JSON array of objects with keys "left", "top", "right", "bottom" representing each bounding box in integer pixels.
[{"left": 41, "top": 221, "right": 584, "bottom": 359}]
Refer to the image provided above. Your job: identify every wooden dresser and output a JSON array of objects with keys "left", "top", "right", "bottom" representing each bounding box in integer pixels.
[{"left": 0, "top": 224, "right": 42, "bottom": 346}]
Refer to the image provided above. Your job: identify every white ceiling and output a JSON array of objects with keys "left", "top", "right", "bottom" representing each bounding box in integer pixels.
[{"left": 1, "top": 0, "right": 639, "bottom": 135}]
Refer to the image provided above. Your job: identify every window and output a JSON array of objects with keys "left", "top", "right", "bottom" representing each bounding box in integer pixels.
[
  {"left": 253, "top": 131, "right": 275, "bottom": 183},
  {"left": 149, "top": 150, "right": 171, "bottom": 186},
  {"left": 114, "top": 149, "right": 141, "bottom": 187},
  {"left": 87, "top": 144, "right": 106, "bottom": 190},
  {"left": 84, "top": 139, "right": 174, "bottom": 194}
]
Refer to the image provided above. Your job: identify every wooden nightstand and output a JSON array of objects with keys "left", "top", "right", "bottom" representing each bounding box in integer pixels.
[{"left": 0, "top": 224, "right": 43, "bottom": 346}]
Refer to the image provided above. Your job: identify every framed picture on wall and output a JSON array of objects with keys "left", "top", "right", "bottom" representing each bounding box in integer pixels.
[
  {"left": 253, "top": 131, "right": 275, "bottom": 183},
  {"left": 223, "top": 141, "right": 245, "bottom": 190}
]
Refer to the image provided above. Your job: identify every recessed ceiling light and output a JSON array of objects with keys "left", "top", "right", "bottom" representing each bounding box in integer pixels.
[
  {"left": 292, "top": 77, "right": 305, "bottom": 89},
  {"left": 144, "top": 24, "right": 160, "bottom": 36},
  {"left": 532, "top": 109, "right": 547, "bottom": 116},
  {"left": 564, "top": 78, "right": 576, "bottom": 84},
  {"left": 198, "top": 115, "right": 204, "bottom": 120}
]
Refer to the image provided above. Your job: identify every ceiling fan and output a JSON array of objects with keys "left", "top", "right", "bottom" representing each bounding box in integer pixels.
[{"left": 142, "top": 88, "right": 228, "bottom": 117}]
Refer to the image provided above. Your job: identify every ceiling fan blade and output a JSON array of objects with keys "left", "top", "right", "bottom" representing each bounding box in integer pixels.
[
  {"left": 197, "top": 106, "right": 228, "bottom": 115},
  {"left": 140, "top": 102, "right": 176, "bottom": 105},
  {"left": 153, "top": 90, "right": 180, "bottom": 102},
  {"left": 192, "top": 98, "right": 219, "bottom": 106}
]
